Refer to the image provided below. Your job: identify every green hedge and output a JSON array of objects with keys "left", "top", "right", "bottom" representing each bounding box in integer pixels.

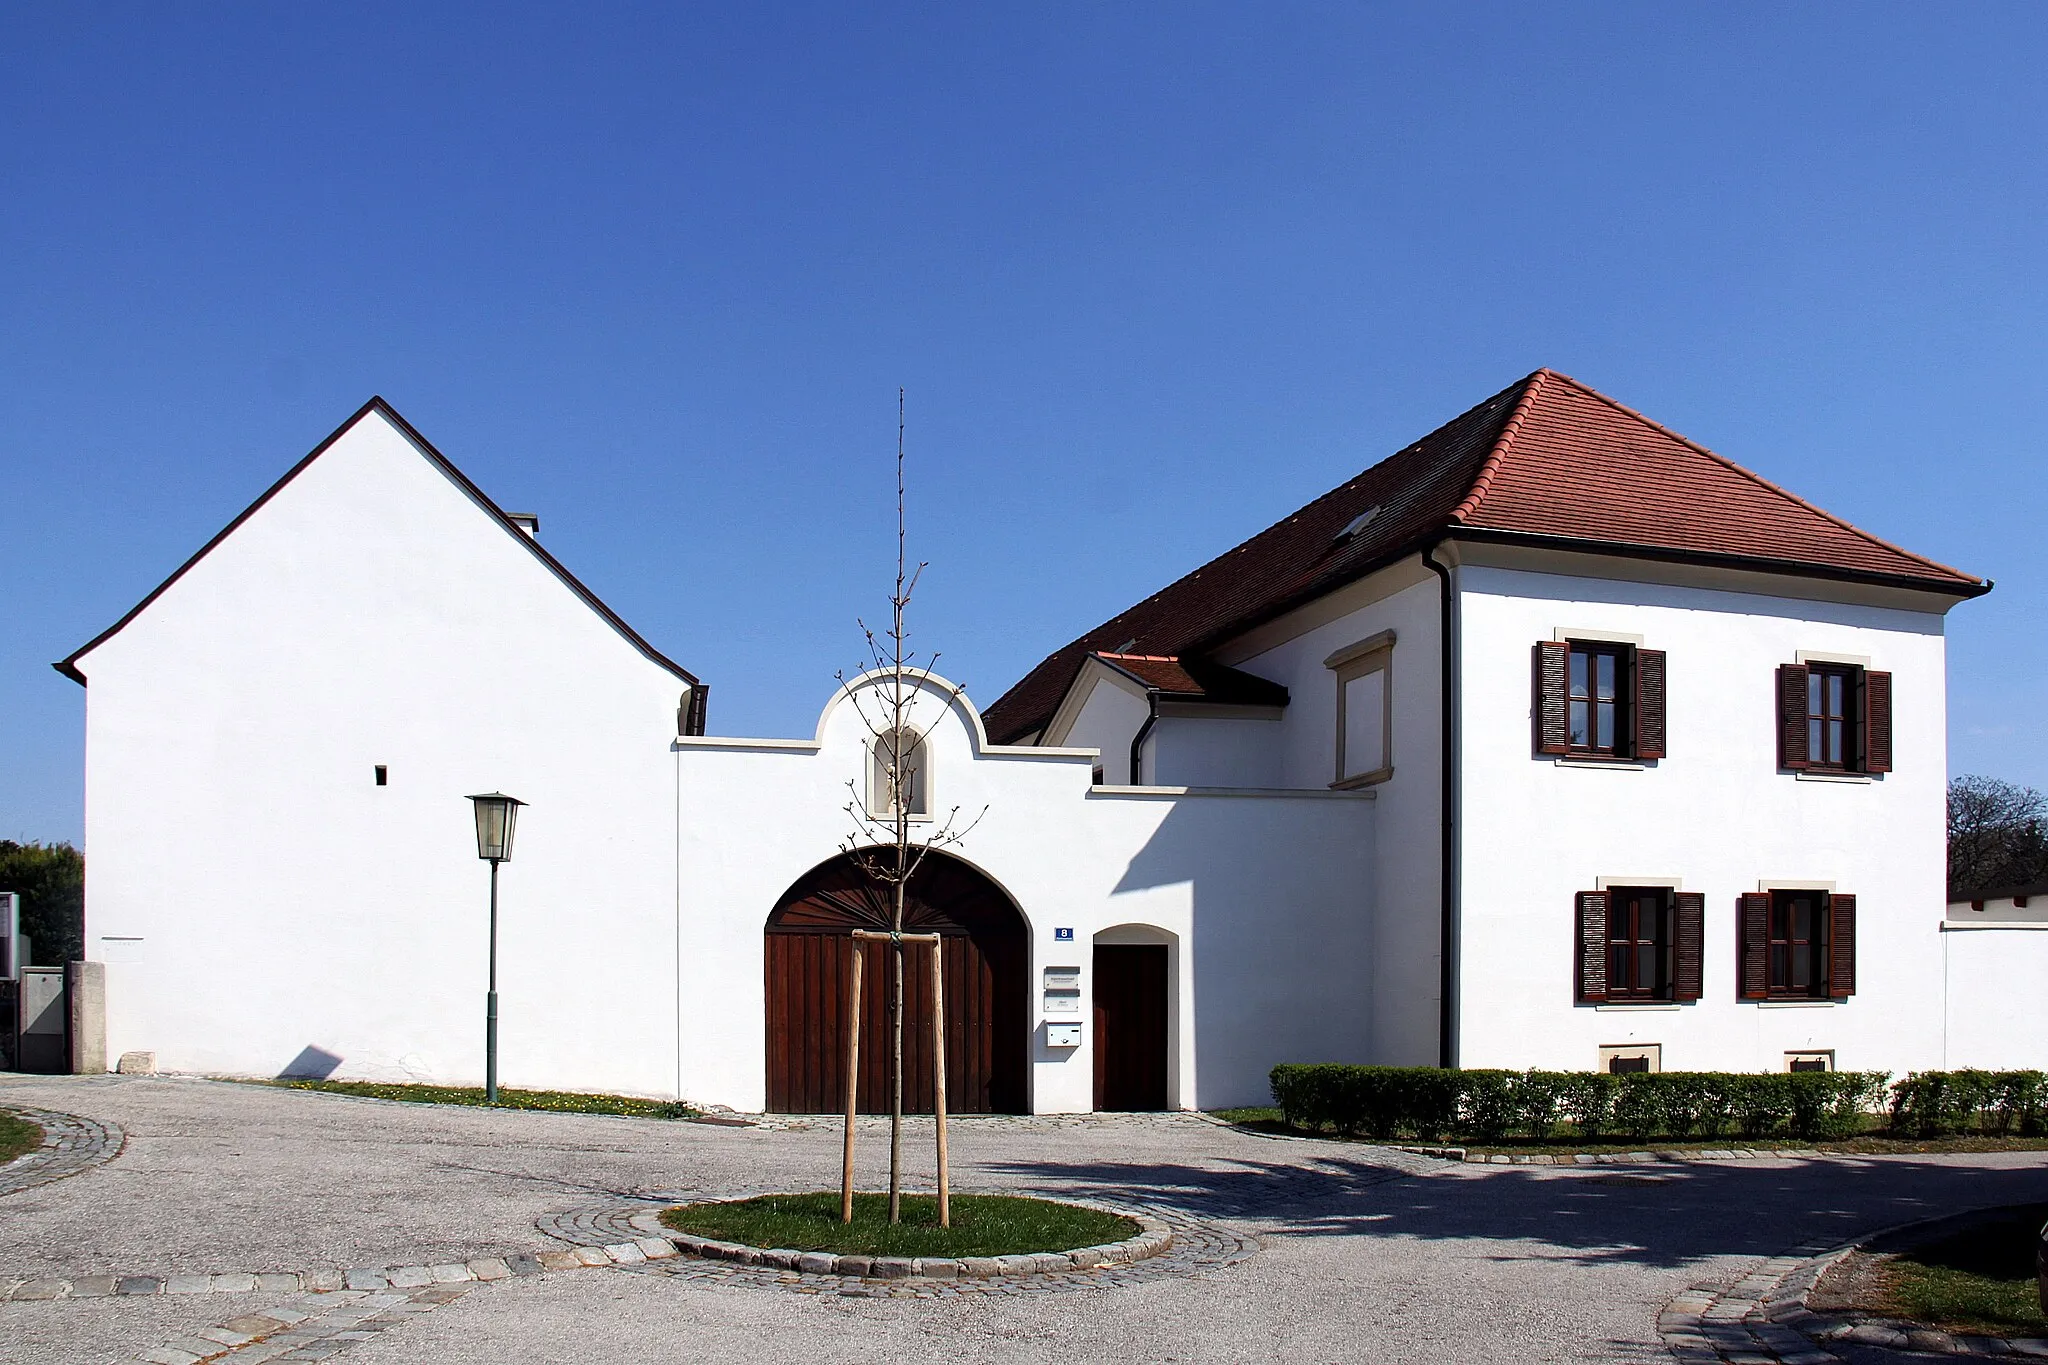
[
  {"left": 1268, "top": 1064, "right": 1891, "bottom": 1143},
  {"left": 1890, "top": 1070, "right": 2047, "bottom": 1136}
]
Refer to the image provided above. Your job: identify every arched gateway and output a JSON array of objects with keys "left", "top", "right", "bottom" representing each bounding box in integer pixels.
[{"left": 764, "top": 851, "right": 1029, "bottom": 1114}]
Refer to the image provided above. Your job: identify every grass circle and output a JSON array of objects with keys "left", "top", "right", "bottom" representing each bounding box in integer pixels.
[
  {"left": 660, "top": 1192, "right": 1137, "bottom": 1260},
  {"left": 0, "top": 1109, "right": 43, "bottom": 1165}
]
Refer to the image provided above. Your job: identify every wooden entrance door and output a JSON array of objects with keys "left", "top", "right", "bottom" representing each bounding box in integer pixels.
[
  {"left": 1093, "top": 944, "right": 1168, "bottom": 1111},
  {"left": 764, "top": 853, "right": 1027, "bottom": 1114}
]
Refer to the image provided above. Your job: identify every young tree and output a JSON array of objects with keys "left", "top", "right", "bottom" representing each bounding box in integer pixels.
[
  {"left": 1947, "top": 774, "right": 2048, "bottom": 895},
  {"left": 836, "top": 391, "right": 984, "bottom": 1224}
]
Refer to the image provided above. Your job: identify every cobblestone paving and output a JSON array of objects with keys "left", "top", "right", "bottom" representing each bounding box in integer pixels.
[
  {"left": 0, "top": 1104, "right": 125, "bottom": 1197},
  {"left": 131, "top": 1281, "right": 484, "bottom": 1364},
  {"left": 1657, "top": 1225, "right": 2048, "bottom": 1363}
]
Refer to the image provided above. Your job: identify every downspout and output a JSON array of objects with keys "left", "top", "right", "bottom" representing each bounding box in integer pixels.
[
  {"left": 1424, "top": 544, "right": 1460, "bottom": 1070},
  {"left": 1129, "top": 691, "right": 1160, "bottom": 786}
]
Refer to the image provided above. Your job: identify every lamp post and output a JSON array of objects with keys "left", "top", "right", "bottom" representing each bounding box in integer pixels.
[{"left": 466, "top": 792, "right": 526, "bottom": 1103}]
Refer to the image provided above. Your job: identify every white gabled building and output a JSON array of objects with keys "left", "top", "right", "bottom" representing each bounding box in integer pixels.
[{"left": 59, "top": 372, "right": 2001, "bottom": 1113}]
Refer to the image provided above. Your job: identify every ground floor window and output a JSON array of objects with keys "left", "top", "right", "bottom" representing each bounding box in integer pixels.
[
  {"left": 1768, "top": 889, "right": 1828, "bottom": 998},
  {"left": 1606, "top": 886, "right": 1673, "bottom": 1000}
]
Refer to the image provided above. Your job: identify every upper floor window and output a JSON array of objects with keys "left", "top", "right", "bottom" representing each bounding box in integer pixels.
[
  {"left": 1739, "top": 889, "right": 1857, "bottom": 1000},
  {"left": 1326, "top": 631, "right": 1393, "bottom": 788},
  {"left": 1535, "top": 639, "right": 1666, "bottom": 761},
  {"left": 1775, "top": 661, "right": 1892, "bottom": 774},
  {"left": 868, "top": 726, "right": 928, "bottom": 819}
]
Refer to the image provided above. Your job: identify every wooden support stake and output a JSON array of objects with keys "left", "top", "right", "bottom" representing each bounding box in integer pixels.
[
  {"left": 841, "top": 938, "right": 863, "bottom": 1224},
  {"left": 930, "top": 939, "right": 949, "bottom": 1227}
]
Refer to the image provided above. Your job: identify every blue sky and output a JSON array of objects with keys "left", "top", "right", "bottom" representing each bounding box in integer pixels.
[{"left": 4, "top": 5, "right": 2045, "bottom": 844}]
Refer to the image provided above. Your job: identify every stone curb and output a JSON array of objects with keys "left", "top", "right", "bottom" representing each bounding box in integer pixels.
[
  {"left": 628, "top": 1196, "right": 1173, "bottom": 1281},
  {"left": 1461, "top": 1146, "right": 1840, "bottom": 1166},
  {"left": 0, "top": 1244, "right": 670, "bottom": 1304}
]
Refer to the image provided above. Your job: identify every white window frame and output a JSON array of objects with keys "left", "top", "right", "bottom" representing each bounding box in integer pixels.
[{"left": 1326, "top": 630, "right": 1394, "bottom": 789}]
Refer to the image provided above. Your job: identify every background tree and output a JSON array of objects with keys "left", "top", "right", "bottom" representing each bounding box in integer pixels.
[
  {"left": 836, "top": 391, "right": 984, "bottom": 1223},
  {"left": 0, "top": 840, "right": 83, "bottom": 965},
  {"left": 1947, "top": 774, "right": 2048, "bottom": 895}
]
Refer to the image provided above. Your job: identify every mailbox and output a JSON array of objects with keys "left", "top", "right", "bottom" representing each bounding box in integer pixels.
[
  {"left": 1042, "top": 966, "right": 1082, "bottom": 1018},
  {"left": 1046, "top": 1023, "right": 1082, "bottom": 1048}
]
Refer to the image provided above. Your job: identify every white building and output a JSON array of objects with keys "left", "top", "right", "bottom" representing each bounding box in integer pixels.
[{"left": 59, "top": 372, "right": 1998, "bottom": 1112}]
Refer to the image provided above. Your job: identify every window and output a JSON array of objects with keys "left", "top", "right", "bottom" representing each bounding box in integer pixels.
[
  {"left": 1326, "top": 632, "right": 1393, "bottom": 787},
  {"left": 1776, "top": 662, "right": 1892, "bottom": 774},
  {"left": 1598, "top": 1043, "right": 1662, "bottom": 1074},
  {"left": 1575, "top": 888, "right": 1703, "bottom": 1003},
  {"left": 1534, "top": 640, "right": 1666, "bottom": 760},
  {"left": 1569, "top": 643, "right": 1628, "bottom": 755},
  {"left": 1739, "top": 890, "right": 1857, "bottom": 1000},
  {"left": 1786, "top": 1051, "right": 1834, "bottom": 1073},
  {"left": 373, "top": 765, "right": 388, "bottom": 786},
  {"left": 1805, "top": 665, "right": 1853, "bottom": 769},
  {"left": 868, "top": 727, "right": 928, "bottom": 819},
  {"left": 1767, "top": 889, "right": 1827, "bottom": 997},
  {"left": 1605, "top": 887, "right": 1673, "bottom": 1000}
]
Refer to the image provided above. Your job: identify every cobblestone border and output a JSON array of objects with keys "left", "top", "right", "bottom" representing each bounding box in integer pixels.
[
  {"left": 134, "top": 1280, "right": 484, "bottom": 1365},
  {"left": 1656, "top": 1219, "right": 2048, "bottom": 1362},
  {"left": 640, "top": 1193, "right": 1169, "bottom": 1279},
  {"left": 0, "top": 1105, "right": 125, "bottom": 1198},
  {"left": 0, "top": 1244, "right": 655, "bottom": 1303},
  {"left": 541, "top": 1191, "right": 1258, "bottom": 1298}
]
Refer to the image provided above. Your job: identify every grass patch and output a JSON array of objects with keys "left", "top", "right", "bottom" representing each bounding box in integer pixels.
[
  {"left": 0, "top": 1109, "right": 44, "bottom": 1164},
  {"left": 1207, "top": 1108, "right": 2048, "bottom": 1156},
  {"left": 1877, "top": 1203, "right": 2047, "bottom": 1336},
  {"left": 661, "top": 1192, "right": 1136, "bottom": 1260},
  {"left": 259, "top": 1079, "right": 697, "bottom": 1120}
]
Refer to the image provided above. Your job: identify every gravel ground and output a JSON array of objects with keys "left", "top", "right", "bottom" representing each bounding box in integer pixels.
[{"left": 6, "top": 1073, "right": 2048, "bottom": 1364}]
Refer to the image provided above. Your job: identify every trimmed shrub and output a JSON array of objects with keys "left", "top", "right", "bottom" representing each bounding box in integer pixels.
[
  {"left": 1890, "top": 1069, "right": 2046, "bottom": 1136},
  {"left": 1266, "top": 1064, "right": 1898, "bottom": 1145}
]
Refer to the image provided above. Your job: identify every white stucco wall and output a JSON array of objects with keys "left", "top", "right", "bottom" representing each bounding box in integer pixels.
[
  {"left": 1056, "top": 670, "right": 1150, "bottom": 785},
  {"left": 76, "top": 409, "right": 691, "bottom": 1096},
  {"left": 1941, "top": 900, "right": 2048, "bottom": 1069},
  {"left": 675, "top": 671, "right": 1377, "bottom": 1112},
  {"left": 1453, "top": 557, "right": 1954, "bottom": 1075},
  {"left": 1219, "top": 559, "right": 1447, "bottom": 1066}
]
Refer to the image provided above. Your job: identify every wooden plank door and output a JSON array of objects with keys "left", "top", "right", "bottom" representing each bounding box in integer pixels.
[{"left": 1092, "top": 944, "right": 1168, "bottom": 1111}]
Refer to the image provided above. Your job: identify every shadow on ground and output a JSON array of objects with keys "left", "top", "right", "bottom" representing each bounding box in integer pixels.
[{"left": 979, "top": 1150, "right": 2048, "bottom": 1271}]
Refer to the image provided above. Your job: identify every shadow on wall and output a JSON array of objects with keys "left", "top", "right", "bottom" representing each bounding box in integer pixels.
[{"left": 278, "top": 1045, "right": 343, "bottom": 1080}]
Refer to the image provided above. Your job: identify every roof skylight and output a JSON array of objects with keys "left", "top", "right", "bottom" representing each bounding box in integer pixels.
[{"left": 1336, "top": 506, "right": 1382, "bottom": 541}]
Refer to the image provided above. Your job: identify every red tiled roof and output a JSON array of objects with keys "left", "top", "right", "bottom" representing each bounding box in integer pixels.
[
  {"left": 1092, "top": 653, "right": 1291, "bottom": 708},
  {"left": 983, "top": 369, "right": 1985, "bottom": 744}
]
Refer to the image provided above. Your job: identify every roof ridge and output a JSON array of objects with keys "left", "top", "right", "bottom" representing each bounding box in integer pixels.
[
  {"left": 1537, "top": 370, "right": 1982, "bottom": 587},
  {"left": 1449, "top": 369, "right": 1551, "bottom": 525}
]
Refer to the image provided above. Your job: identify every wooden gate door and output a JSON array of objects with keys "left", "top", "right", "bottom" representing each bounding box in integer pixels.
[
  {"left": 764, "top": 854, "right": 1027, "bottom": 1114},
  {"left": 1092, "top": 944, "right": 1168, "bottom": 1111}
]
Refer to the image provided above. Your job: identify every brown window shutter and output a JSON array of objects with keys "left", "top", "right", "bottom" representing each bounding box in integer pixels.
[
  {"left": 1828, "top": 892, "right": 1857, "bottom": 998},
  {"left": 1861, "top": 672, "right": 1893, "bottom": 773},
  {"left": 1776, "top": 664, "right": 1810, "bottom": 770},
  {"left": 1739, "top": 892, "right": 1771, "bottom": 999},
  {"left": 1535, "top": 641, "right": 1570, "bottom": 755},
  {"left": 1633, "top": 648, "right": 1667, "bottom": 760},
  {"left": 1576, "top": 891, "right": 1610, "bottom": 1003},
  {"left": 1673, "top": 891, "right": 1704, "bottom": 1001}
]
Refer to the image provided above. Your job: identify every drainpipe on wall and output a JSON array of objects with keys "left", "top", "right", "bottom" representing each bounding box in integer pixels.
[
  {"left": 1129, "top": 692, "right": 1160, "bottom": 786},
  {"left": 1424, "top": 544, "right": 1460, "bottom": 1070}
]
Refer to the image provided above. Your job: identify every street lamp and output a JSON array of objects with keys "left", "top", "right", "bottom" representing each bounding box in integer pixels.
[{"left": 466, "top": 792, "right": 526, "bottom": 1103}]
